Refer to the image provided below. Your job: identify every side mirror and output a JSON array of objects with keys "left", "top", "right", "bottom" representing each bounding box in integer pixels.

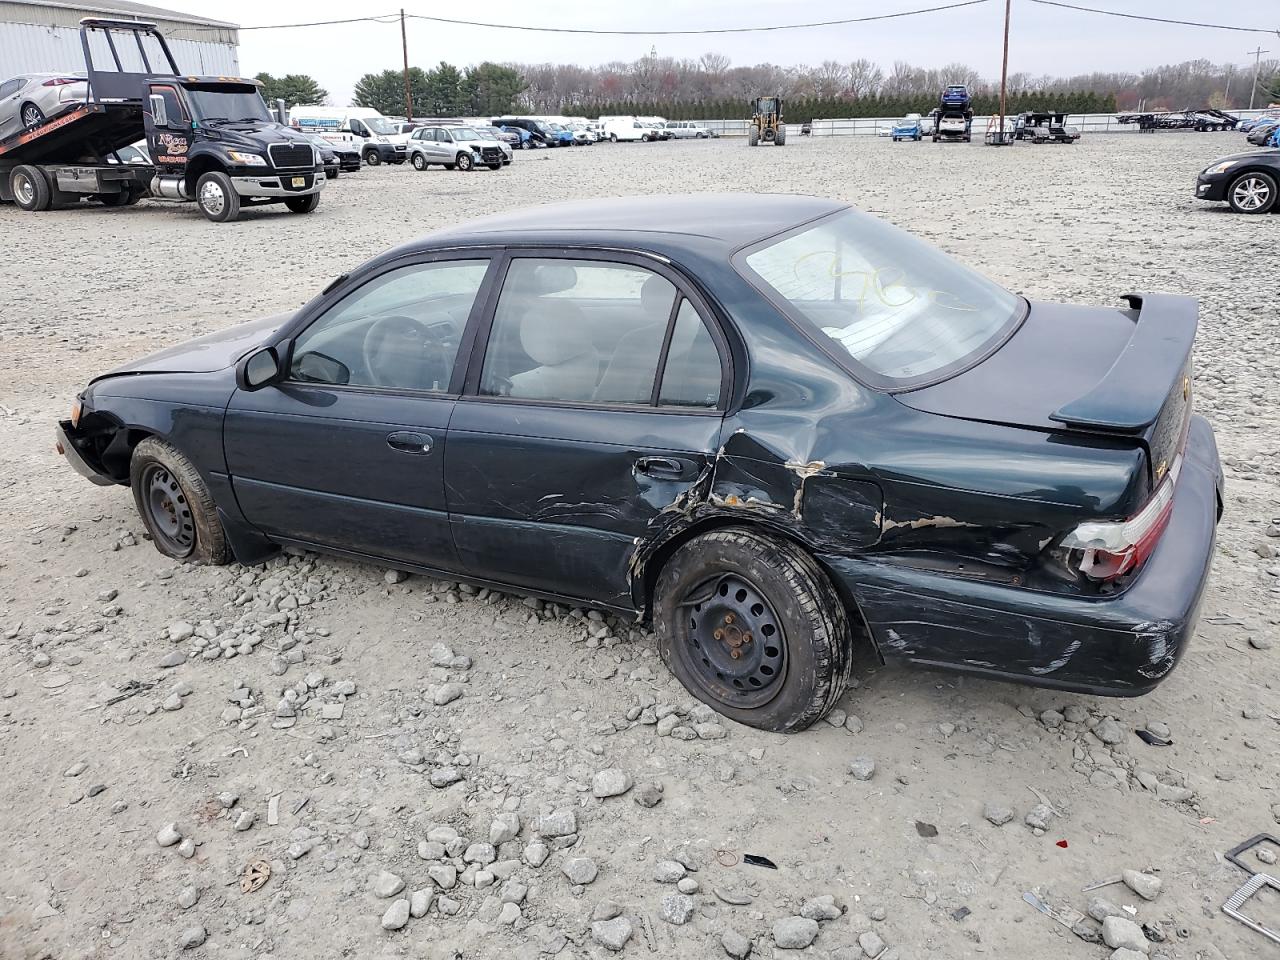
[
  {"left": 148, "top": 94, "right": 168, "bottom": 128},
  {"left": 238, "top": 346, "right": 280, "bottom": 391},
  {"left": 294, "top": 351, "right": 349, "bottom": 385}
]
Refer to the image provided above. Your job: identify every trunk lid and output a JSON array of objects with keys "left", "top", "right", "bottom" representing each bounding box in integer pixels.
[{"left": 895, "top": 294, "right": 1195, "bottom": 488}]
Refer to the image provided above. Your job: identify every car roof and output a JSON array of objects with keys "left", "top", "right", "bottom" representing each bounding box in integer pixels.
[{"left": 426, "top": 194, "right": 846, "bottom": 249}]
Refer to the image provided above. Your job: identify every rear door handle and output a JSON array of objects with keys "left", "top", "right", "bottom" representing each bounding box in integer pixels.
[
  {"left": 386, "top": 431, "right": 433, "bottom": 455},
  {"left": 635, "top": 456, "right": 697, "bottom": 480}
]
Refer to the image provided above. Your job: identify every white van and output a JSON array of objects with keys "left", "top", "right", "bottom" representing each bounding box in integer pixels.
[
  {"left": 288, "top": 106, "right": 410, "bottom": 165},
  {"left": 601, "top": 118, "right": 650, "bottom": 142},
  {"left": 665, "top": 120, "right": 710, "bottom": 139}
]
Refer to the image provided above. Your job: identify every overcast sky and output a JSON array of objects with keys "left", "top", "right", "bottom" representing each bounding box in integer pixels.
[{"left": 208, "top": 0, "right": 1276, "bottom": 105}]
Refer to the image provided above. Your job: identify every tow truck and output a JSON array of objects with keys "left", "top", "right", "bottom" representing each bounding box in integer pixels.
[{"left": 0, "top": 18, "right": 324, "bottom": 222}]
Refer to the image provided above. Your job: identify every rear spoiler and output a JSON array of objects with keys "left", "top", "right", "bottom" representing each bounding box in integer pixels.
[{"left": 1049, "top": 293, "right": 1197, "bottom": 434}]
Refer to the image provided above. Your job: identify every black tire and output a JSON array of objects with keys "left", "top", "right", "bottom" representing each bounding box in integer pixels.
[
  {"left": 610, "top": 133, "right": 618, "bottom": 143},
  {"left": 456, "top": 152, "right": 474, "bottom": 171},
  {"left": 325, "top": 168, "right": 339, "bottom": 179},
  {"left": 195, "top": 171, "right": 239, "bottom": 222},
  {"left": 748, "top": 126, "right": 760, "bottom": 146},
  {"left": 10, "top": 165, "right": 52, "bottom": 211},
  {"left": 364, "top": 149, "right": 381, "bottom": 166},
  {"left": 99, "top": 187, "right": 139, "bottom": 207},
  {"left": 20, "top": 102, "right": 45, "bottom": 129},
  {"left": 1227, "top": 171, "right": 1277, "bottom": 214},
  {"left": 129, "top": 437, "right": 230, "bottom": 565},
  {"left": 653, "top": 527, "right": 853, "bottom": 733},
  {"left": 411, "top": 153, "right": 428, "bottom": 171},
  {"left": 285, "top": 193, "right": 320, "bottom": 214},
  {"left": 775, "top": 125, "right": 786, "bottom": 146}
]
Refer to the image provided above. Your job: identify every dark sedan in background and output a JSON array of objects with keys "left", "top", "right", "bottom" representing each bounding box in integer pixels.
[
  {"left": 56, "top": 195, "right": 1222, "bottom": 732},
  {"left": 1196, "top": 149, "right": 1280, "bottom": 213},
  {"left": 301, "top": 132, "right": 360, "bottom": 178}
]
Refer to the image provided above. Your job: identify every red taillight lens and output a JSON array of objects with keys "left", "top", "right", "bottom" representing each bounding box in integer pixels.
[
  {"left": 42, "top": 78, "right": 80, "bottom": 86},
  {"left": 1060, "top": 456, "right": 1180, "bottom": 582}
]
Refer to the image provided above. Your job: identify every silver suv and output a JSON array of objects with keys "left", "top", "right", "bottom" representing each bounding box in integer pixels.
[{"left": 406, "top": 125, "right": 510, "bottom": 171}]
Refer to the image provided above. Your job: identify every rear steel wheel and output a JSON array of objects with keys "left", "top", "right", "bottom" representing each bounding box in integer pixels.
[{"left": 681, "top": 573, "right": 787, "bottom": 709}]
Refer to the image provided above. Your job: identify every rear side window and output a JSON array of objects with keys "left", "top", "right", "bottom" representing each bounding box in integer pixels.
[
  {"left": 737, "top": 209, "right": 1023, "bottom": 389},
  {"left": 479, "top": 258, "right": 721, "bottom": 408}
]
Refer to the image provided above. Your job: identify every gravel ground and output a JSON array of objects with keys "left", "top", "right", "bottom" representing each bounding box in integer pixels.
[{"left": 1, "top": 134, "right": 1277, "bottom": 960}]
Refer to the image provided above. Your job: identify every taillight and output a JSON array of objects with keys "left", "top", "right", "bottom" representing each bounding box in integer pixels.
[
  {"left": 1059, "top": 456, "right": 1180, "bottom": 582},
  {"left": 42, "top": 78, "right": 80, "bottom": 86}
]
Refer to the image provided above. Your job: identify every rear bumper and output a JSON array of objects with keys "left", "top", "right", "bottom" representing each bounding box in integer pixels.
[{"left": 823, "top": 414, "right": 1223, "bottom": 696}]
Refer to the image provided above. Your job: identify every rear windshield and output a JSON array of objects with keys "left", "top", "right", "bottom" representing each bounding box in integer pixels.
[{"left": 735, "top": 209, "right": 1024, "bottom": 389}]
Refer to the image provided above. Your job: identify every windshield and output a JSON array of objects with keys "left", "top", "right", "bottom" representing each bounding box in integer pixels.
[
  {"left": 736, "top": 209, "right": 1023, "bottom": 388},
  {"left": 449, "top": 127, "right": 479, "bottom": 141},
  {"left": 185, "top": 84, "right": 269, "bottom": 122},
  {"left": 364, "top": 117, "right": 398, "bottom": 135}
]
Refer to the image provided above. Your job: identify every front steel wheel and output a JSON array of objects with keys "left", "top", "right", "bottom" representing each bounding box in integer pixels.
[
  {"left": 1227, "top": 172, "right": 1276, "bottom": 214},
  {"left": 654, "top": 528, "right": 853, "bottom": 732},
  {"left": 129, "top": 438, "right": 230, "bottom": 564}
]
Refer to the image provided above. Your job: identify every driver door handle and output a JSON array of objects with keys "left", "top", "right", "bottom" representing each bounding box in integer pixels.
[{"left": 386, "top": 431, "right": 433, "bottom": 455}]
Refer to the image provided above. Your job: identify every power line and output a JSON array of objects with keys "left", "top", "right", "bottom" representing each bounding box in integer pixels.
[
  {"left": 404, "top": 1, "right": 992, "bottom": 35},
  {"left": 1027, "top": 0, "right": 1280, "bottom": 35},
  {"left": 219, "top": 1, "right": 992, "bottom": 34}
]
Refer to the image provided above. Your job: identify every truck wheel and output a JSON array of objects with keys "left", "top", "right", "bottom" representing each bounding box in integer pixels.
[
  {"left": 411, "top": 153, "right": 428, "bottom": 170},
  {"left": 653, "top": 527, "right": 854, "bottom": 733},
  {"left": 748, "top": 126, "right": 759, "bottom": 146},
  {"left": 775, "top": 125, "right": 786, "bottom": 145},
  {"left": 99, "top": 187, "right": 140, "bottom": 207},
  {"left": 285, "top": 194, "right": 320, "bottom": 214},
  {"left": 1227, "top": 171, "right": 1277, "bottom": 214},
  {"left": 130, "top": 437, "right": 230, "bottom": 565},
  {"left": 325, "top": 168, "right": 339, "bottom": 179},
  {"left": 456, "top": 152, "right": 474, "bottom": 171},
  {"left": 610, "top": 133, "right": 618, "bottom": 143},
  {"left": 195, "top": 171, "right": 240, "bottom": 223},
  {"left": 10, "top": 165, "right": 52, "bottom": 211},
  {"left": 364, "top": 149, "right": 381, "bottom": 166}
]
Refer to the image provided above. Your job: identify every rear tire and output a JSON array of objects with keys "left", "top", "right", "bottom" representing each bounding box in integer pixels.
[
  {"left": 99, "top": 187, "right": 139, "bottom": 207},
  {"left": 748, "top": 126, "right": 759, "bottom": 146},
  {"left": 10, "top": 165, "right": 52, "bottom": 211},
  {"left": 775, "top": 125, "right": 786, "bottom": 145},
  {"left": 285, "top": 193, "right": 320, "bottom": 214},
  {"left": 129, "top": 437, "right": 230, "bottom": 565},
  {"left": 1227, "top": 171, "right": 1277, "bottom": 214},
  {"left": 20, "top": 102, "right": 45, "bottom": 129},
  {"left": 653, "top": 527, "right": 853, "bottom": 733},
  {"left": 195, "top": 171, "right": 239, "bottom": 222}
]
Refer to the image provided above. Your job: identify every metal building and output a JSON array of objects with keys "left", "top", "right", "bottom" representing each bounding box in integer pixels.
[{"left": 0, "top": 0, "right": 238, "bottom": 77}]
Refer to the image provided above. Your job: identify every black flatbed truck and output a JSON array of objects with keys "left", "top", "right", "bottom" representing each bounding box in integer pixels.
[{"left": 0, "top": 18, "right": 324, "bottom": 222}]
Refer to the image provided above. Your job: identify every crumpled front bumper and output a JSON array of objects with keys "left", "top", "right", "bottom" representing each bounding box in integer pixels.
[
  {"left": 822, "top": 414, "right": 1224, "bottom": 696},
  {"left": 56, "top": 420, "right": 114, "bottom": 486}
]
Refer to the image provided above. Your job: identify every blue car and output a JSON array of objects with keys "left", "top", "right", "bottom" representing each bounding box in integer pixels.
[
  {"left": 891, "top": 115, "right": 923, "bottom": 141},
  {"left": 496, "top": 125, "right": 535, "bottom": 149}
]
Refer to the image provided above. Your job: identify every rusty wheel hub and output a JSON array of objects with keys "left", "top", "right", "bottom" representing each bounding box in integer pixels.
[{"left": 681, "top": 573, "right": 785, "bottom": 708}]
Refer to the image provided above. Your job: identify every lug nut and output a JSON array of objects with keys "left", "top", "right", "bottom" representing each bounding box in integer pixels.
[{"left": 725, "top": 613, "right": 735, "bottom": 624}]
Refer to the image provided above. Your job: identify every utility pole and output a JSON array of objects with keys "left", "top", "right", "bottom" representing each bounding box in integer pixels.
[
  {"left": 1248, "top": 46, "right": 1269, "bottom": 111},
  {"left": 401, "top": 8, "right": 414, "bottom": 121},
  {"left": 996, "top": 0, "right": 1012, "bottom": 142}
]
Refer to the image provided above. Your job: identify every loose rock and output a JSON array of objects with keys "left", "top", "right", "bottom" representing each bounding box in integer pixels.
[
  {"left": 591, "top": 916, "right": 633, "bottom": 951},
  {"left": 773, "top": 916, "right": 820, "bottom": 949}
]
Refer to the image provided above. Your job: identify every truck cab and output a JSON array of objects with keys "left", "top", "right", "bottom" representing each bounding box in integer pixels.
[{"left": 145, "top": 77, "right": 324, "bottom": 220}]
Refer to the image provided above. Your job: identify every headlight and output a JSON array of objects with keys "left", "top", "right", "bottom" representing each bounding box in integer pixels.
[
  {"left": 313, "top": 147, "right": 322, "bottom": 163},
  {"left": 1204, "top": 160, "right": 1237, "bottom": 176},
  {"left": 228, "top": 151, "right": 267, "bottom": 166}
]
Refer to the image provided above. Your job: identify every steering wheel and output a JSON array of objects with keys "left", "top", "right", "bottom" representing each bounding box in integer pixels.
[{"left": 362, "top": 315, "right": 450, "bottom": 390}]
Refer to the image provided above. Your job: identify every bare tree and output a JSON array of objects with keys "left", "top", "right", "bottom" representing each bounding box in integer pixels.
[{"left": 847, "top": 58, "right": 884, "bottom": 98}]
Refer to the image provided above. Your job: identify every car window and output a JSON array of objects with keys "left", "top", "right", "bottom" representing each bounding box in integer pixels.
[
  {"left": 659, "top": 300, "right": 722, "bottom": 408},
  {"left": 737, "top": 209, "right": 1023, "bottom": 387},
  {"left": 1, "top": 79, "right": 24, "bottom": 98},
  {"left": 479, "top": 259, "right": 680, "bottom": 405},
  {"left": 289, "top": 260, "right": 489, "bottom": 393}
]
